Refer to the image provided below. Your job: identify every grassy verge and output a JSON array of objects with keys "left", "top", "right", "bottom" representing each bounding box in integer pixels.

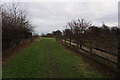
[{"left": 3, "top": 37, "right": 102, "bottom": 78}]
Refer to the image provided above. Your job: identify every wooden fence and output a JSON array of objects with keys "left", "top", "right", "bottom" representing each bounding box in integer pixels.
[{"left": 57, "top": 37, "right": 120, "bottom": 74}]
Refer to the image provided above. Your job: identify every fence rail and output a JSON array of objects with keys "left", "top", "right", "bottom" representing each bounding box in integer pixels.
[{"left": 57, "top": 37, "right": 120, "bottom": 74}]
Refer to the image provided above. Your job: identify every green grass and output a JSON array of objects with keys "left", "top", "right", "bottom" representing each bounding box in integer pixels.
[{"left": 3, "top": 37, "right": 102, "bottom": 78}]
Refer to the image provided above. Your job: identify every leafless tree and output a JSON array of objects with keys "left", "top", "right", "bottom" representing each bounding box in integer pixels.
[
  {"left": 66, "top": 19, "right": 92, "bottom": 42},
  {"left": 2, "top": 2, "right": 34, "bottom": 51}
]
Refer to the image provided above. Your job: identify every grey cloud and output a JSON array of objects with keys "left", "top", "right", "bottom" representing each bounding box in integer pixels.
[{"left": 21, "top": 2, "right": 118, "bottom": 34}]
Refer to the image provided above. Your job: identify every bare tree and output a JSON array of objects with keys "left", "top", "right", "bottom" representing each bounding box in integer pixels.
[
  {"left": 66, "top": 19, "right": 92, "bottom": 42},
  {"left": 2, "top": 2, "right": 34, "bottom": 51}
]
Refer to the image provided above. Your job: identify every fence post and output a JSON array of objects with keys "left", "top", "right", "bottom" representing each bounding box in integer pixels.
[
  {"left": 65, "top": 37, "right": 66, "bottom": 44},
  {"left": 89, "top": 40, "right": 92, "bottom": 54},
  {"left": 77, "top": 41, "right": 79, "bottom": 48},
  {"left": 56, "top": 35, "right": 58, "bottom": 41},
  {"left": 118, "top": 44, "right": 120, "bottom": 69},
  {"left": 60, "top": 36, "right": 63, "bottom": 43},
  {"left": 117, "top": 2, "right": 120, "bottom": 69},
  {"left": 80, "top": 44, "right": 82, "bottom": 49},
  {"left": 117, "top": 33, "right": 120, "bottom": 69},
  {"left": 80, "top": 40, "right": 82, "bottom": 49},
  {"left": 70, "top": 38, "right": 71, "bottom": 46}
]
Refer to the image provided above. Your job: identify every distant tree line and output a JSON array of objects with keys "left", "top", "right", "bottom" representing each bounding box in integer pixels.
[
  {"left": 62, "top": 19, "right": 120, "bottom": 46},
  {"left": 41, "top": 19, "right": 120, "bottom": 47},
  {"left": 2, "top": 2, "right": 34, "bottom": 51},
  {"left": 41, "top": 30, "right": 62, "bottom": 38}
]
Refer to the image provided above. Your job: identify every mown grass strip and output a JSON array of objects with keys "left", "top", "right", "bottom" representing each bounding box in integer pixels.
[{"left": 3, "top": 37, "right": 102, "bottom": 78}]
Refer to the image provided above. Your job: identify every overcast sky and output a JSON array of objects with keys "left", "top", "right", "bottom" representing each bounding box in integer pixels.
[{"left": 1, "top": 0, "right": 119, "bottom": 34}]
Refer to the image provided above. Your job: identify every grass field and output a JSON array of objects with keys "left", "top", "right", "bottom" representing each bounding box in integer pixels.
[{"left": 3, "top": 37, "right": 102, "bottom": 78}]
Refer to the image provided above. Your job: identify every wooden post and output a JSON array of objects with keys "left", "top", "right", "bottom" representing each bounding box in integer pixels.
[
  {"left": 80, "top": 40, "right": 82, "bottom": 49},
  {"left": 90, "top": 40, "right": 92, "bottom": 54},
  {"left": 61, "top": 36, "right": 62, "bottom": 43},
  {"left": 118, "top": 43, "right": 120, "bottom": 69},
  {"left": 117, "top": 31, "right": 120, "bottom": 69},
  {"left": 80, "top": 44, "right": 82, "bottom": 49},
  {"left": 117, "top": 2, "right": 120, "bottom": 69},
  {"left": 70, "top": 38, "right": 71, "bottom": 46},
  {"left": 77, "top": 42, "right": 79, "bottom": 48},
  {"left": 56, "top": 35, "right": 58, "bottom": 41},
  {"left": 65, "top": 37, "right": 66, "bottom": 44}
]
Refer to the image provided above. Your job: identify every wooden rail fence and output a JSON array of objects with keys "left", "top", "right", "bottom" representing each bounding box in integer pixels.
[{"left": 57, "top": 37, "right": 120, "bottom": 74}]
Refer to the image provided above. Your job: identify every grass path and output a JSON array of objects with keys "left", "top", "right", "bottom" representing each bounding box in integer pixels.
[{"left": 3, "top": 37, "right": 102, "bottom": 78}]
